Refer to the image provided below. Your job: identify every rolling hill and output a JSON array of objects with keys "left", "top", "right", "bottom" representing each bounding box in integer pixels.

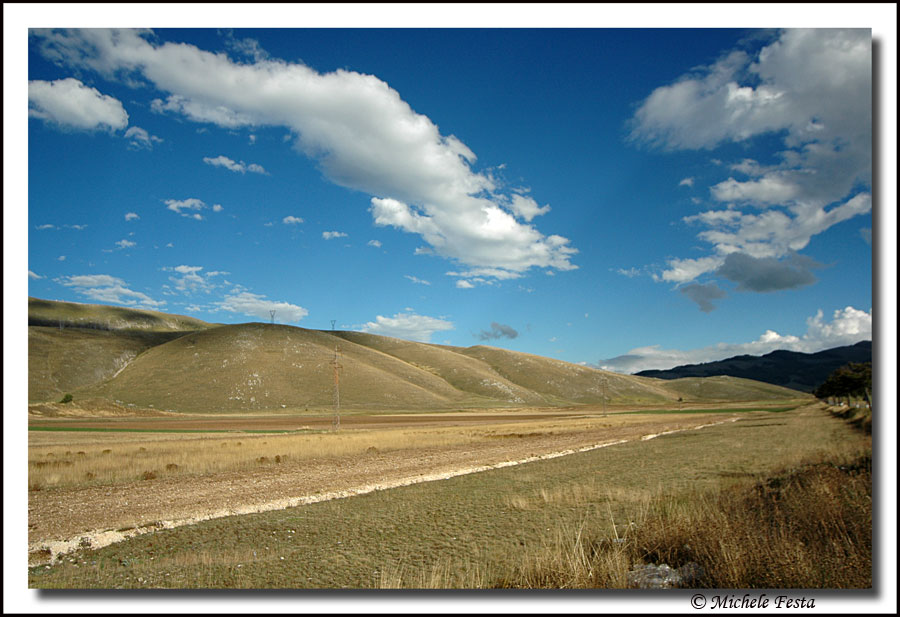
[
  {"left": 28, "top": 298, "right": 809, "bottom": 412},
  {"left": 635, "top": 341, "right": 872, "bottom": 393}
]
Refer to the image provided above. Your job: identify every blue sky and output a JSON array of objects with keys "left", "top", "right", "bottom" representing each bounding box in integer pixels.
[{"left": 14, "top": 12, "right": 892, "bottom": 374}]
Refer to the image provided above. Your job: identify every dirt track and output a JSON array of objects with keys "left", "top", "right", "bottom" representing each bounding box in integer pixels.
[{"left": 27, "top": 411, "right": 745, "bottom": 565}]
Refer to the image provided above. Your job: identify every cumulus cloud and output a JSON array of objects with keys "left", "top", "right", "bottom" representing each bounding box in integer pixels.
[
  {"left": 629, "top": 29, "right": 871, "bottom": 290},
  {"left": 477, "top": 322, "right": 519, "bottom": 341},
  {"left": 598, "top": 305, "right": 871, "bottom": 373},
  {"left": 358, "top": 311, "right": 454, "bottom": 343},
  {"left": 680, "top": 282, "right": 727, "bottom": 312},
  {"left": 124, "top": 126, "right": 162, "bottom": 149},
  {"left": 28, "top": 77, "right": 128, "bottom": 131},
  {"left": 322, "top": 231, "right": 347, "bottom": 240},
  {"left": 28, "top": 270, "right": 43, "bottom": 280},
  {"left": 215, "top": 290, "right": 308, "bottom": 323},
  {"left": 125, "top": 212, "right": 140, "bottom": 221},
  {"left": 115, "top": 239, "right": 136, "bottom": 249},
  {"left": 282, "top": 215, "right": 304, "bottom": 225},
  {"left": 31, "top": 28, "right": 577, "bottom": 281},
  {"left": 203, "top": 154, "right": 268, "bottom": 175},
  {"left": 367, "top": 239, "right": 382, "bottom": 248},
  {"left": 55, "top": 273, "right": 164, "bottom": 309}
]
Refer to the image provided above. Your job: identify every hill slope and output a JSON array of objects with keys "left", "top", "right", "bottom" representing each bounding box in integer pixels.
[
  {"left": 28, "top": 298, "right": 213, "bottom": 403},
  {"left": 635, "top": 341, "right": 872, "bottom": 392},
  {"left": 28, "top": 297, "right": 213, "bottom": 332},
  {"left": 29, "top": 298, "right": 809, "bottom": 412}
]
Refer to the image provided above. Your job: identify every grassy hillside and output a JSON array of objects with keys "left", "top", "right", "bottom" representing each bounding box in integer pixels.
[
  {"left": 80, "top": 323, "right": 499, "bottom": 413},
  {"left": 28, "top": 298, "right": 811, "bottom": 412},
  {"left": 28, "top": 298, "right": 212, "bottom": 403},
  {"left": 28, "top": 327, "right": 188, "bottom": 403},
  {"left": 649, "top": 375, "right": 806, "bottom": 403},
  {"left": 28, "top": 297, "right": 213, "bottom": 332},
  {"left": 459, "top": 345, "right": 677, "bottom": 406},
  {"left": 333, "top": 332, "right": 552, "bottom": 406}
]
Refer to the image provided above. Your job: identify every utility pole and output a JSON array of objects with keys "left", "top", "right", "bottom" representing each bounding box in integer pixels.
[
  {"left": 331, "top": 346, "right": 342, "bottom": 431},
  {"left": 601, "top": 375, "right": 608, "bottom": 417}
]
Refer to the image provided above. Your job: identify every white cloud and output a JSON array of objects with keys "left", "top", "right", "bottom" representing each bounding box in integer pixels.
[
  {"left": 215, "top": 290, "right": 308, "bottom": 323},
  {"left": 598, "top": 305, "right": 871, "bottom": 374},
  {"left": 630, "top": 29, "right": 872, "bottom": 288},
  {"left": 55, "top": 274, "right": 164, "bottom": 309},
  {"left": 358, "top": 311, "right": 454, "bottom": 343},
  {"left": 615, "top": 267, "right": 643, "bottom": 278},
  {"left": 28, "top": 270, "right": 43, "bottom": 280},
  {"left": 124, "top": 126, "right": 162, "bottom": 149},
  {"left": 367, "top": 239, "right": 382, "bottom": 248},
  {"left": 35, "top": 224, "right": 56, "bottom": 230},
  {"left": 322, "top": 231, "right": 348, "bottom": 240},
  {"left": 404, "top": 275, "right": 430, "bottom": 286},
  {"left": 506, "top": 194, "right": 551, "bottom": 222},
  {"left": 28, "top": 77, "right": 128, "bottom": 131},
  {"left": 165, "top": 197, "right": 207, "bottom": 219},
  {"left": 456, "top": 280, "right": 474, "bottom": 289},
  {"left": 32, "top": 28, "right": 577, "bottom": 280},
  {"left": 203, "top": 154, "right": 268, "bottom": 175},
  {"left": 282, "top": 215, "right": 304, "bottom": 225},
  {"left": 115, "top": 239, "right": 136, "bottom": 249},
  {"left": 679, "top": 177, "right": 694, "bottom": 187},
  {"left": 163, "top": 265, "right": 217, "bottom": 294},
  {"left": 125, "top": 212, "right": 140, "bottom": 221}
]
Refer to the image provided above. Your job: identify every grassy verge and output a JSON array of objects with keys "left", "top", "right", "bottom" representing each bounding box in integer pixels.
[
  {"left": 498, "top": 451, "right": 871, "bottom": 589},
  {"left": 29, "top": 405, "right": 870, "bottom": 589}
]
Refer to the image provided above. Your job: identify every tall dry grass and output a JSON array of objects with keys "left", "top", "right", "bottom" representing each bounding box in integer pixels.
[{"left": 495, "top": 449, "right": 871, "bottom": 589}]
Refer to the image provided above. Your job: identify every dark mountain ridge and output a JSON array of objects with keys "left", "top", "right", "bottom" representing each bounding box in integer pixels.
[{"left": 635, "top": 341, "right": 872, "bottom": 393}]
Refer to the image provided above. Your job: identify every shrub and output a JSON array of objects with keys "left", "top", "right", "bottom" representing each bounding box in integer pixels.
[{"left": 59, "top": 393, "right": 74, "bottom": 404}]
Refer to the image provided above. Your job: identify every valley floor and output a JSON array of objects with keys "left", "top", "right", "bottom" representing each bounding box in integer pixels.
[{"left": 27, "top": 406, "right": 766, "bottom": 566}]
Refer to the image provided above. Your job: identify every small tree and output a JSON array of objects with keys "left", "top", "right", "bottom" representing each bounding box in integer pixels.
[
  {"left": 59, "top": 393, "right": 74, "bottom": 404},
  {"left": 814, "top": 362, "right": 872, "bottom": 406}
]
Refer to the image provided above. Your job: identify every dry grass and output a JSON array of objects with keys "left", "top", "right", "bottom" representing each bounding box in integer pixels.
[
  {"left": 28, "top": 416, "right": 630, "bottom": 490},
  {"left": 497, "top": 449, "right": 871, "bottom": 589}
]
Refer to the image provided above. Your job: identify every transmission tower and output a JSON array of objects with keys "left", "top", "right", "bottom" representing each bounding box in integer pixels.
[
  {"left": 331, "top": 319, "right": 336, "bottom": 331},
  {"left": 331, "top": 345, "right": 342, "bottom": 430},
  {"left": 270, "top": 309, "right": 276, "bottom": 324}
]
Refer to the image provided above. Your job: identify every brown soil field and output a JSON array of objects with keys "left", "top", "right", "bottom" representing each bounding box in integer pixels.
[
  {"left": 26, "top": 406, "right": 772, "bottom": 566},
  {"left": 28, "top": 410, "right": 582, "bottom": 431}
]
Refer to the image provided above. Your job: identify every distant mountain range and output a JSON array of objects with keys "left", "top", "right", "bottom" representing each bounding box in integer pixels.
[{"left": 635, "top": 341, "right": 872, "bottom": 393}]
